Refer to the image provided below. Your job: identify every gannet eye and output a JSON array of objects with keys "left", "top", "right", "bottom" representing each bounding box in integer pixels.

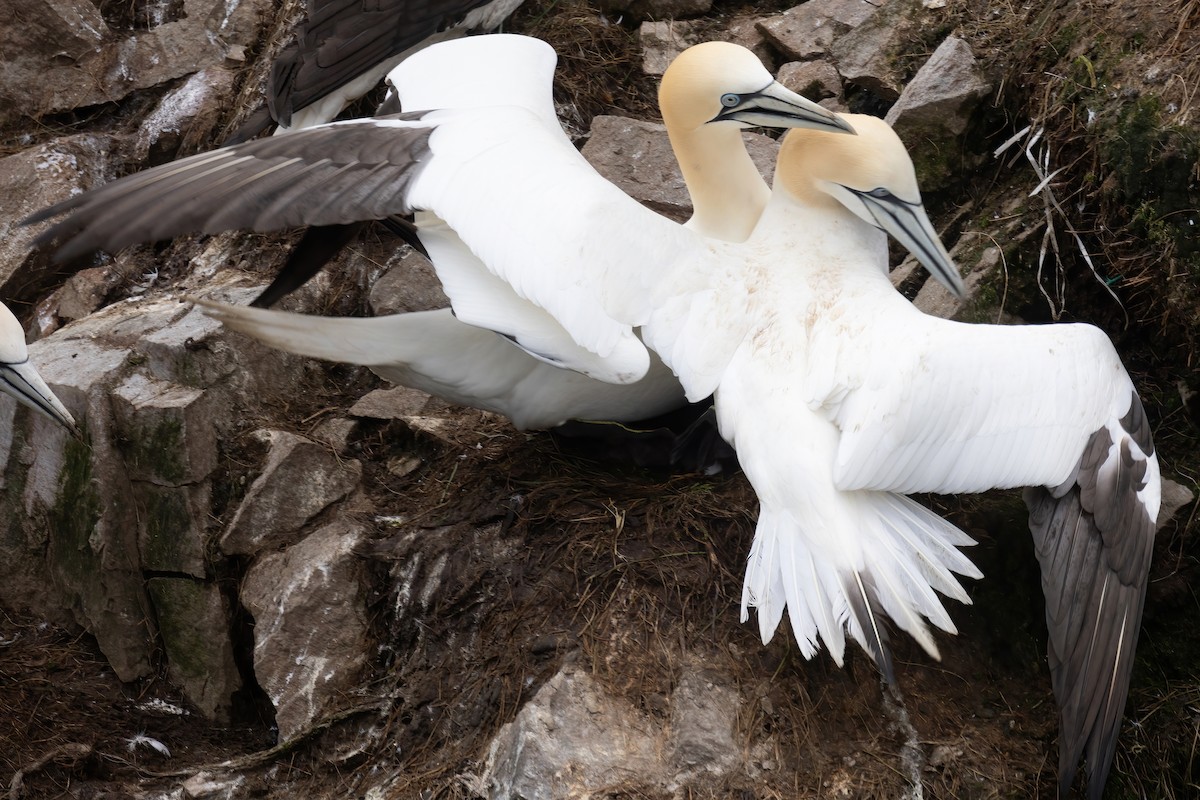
[
  {"left": 720, "top": 93, "right": 740, "bottom": 108},
  {"left": 868, "top": 188, "right": 891, "bottom": 199}
]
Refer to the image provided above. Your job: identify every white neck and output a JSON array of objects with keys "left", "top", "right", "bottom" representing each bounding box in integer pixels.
[
  {"left": 751, "top": 190, "right": 891, "bottom": 285},
  {"left": 670, "top": 123, "right": 771, "bottom": 243}
]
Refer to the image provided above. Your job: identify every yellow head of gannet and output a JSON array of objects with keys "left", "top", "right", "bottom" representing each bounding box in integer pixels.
[
  {"left": 659, "top": 41, "right": 856, "bottom": 242},
  {"left": 771, "top": 113, "right": 965, "bottom": 297},
  {"left": 0, "top": 302, "right": 78, "bottom": 436}
]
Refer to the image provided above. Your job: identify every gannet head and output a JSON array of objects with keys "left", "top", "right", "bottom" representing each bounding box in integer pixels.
[
  {"left": 0, "top": 302, "right": 79, "bottom": 436},
  {"left": 776, "top": 114, "right": 966, "bottom": 298},
  {"left": 660, "top": 42, "right": 855, "bottom": 136}
]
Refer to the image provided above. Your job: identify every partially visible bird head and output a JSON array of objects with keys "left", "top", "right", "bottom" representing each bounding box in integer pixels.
[
  {"left": 659, "top": 42, "right": 855, "bottom": 136},
  {"left": 776, "top": 114, "right": 966, "bottom": 299}
]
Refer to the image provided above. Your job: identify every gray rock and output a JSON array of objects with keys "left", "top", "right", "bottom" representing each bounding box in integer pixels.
[
  {"left": 726, "top": 15, "right": 778, "bottom": 72},
  {"left": 241, "top": 519, "right": 370, "bottom": 741},
  {"left": 137, "top": 483, "right": 211, "bottom": 577},
  {"left": 886, "top": 36, "right": 991, "bottom": 135},
  {"left": 480, "top": 661, "right": 746, "bottom": 798},
  {"left": 481, "top": 665, "right": 660, "bottom": 799},
  {"left": 140, "top": 304, "right": 234, "bottom": 389},
  {"left": 829, "top": 0, "right": 919, "bottom": 100},
  {"left": 349, "top": 386, "right": 435, "bottom": 420},
  {"left": 0, "top": 0, "right": 271, "bottom": 125},
  {"left": 147, "top": 577, "right": 242, "bottom": 720},
  {"left": 221, "top": 430, "right": 362, "bottom": 556},
  {"left": 581, "top": 115, "right": 779, "bottom": 223},
  {"left": 757, "top": 0, "right": 888, "bottom": 61},
  {"left": 112, "top": 373, "right": 217, "bottom": 486},
  {"left": 0, "top": 134, "right": 117, "bottom": 292},
  {"left": 778, "top": 60, "right": 843, "bottom": 101},
  {"left": 1157, "top": 478, "right": 1195, "bottom": 530},
  {"left": 34, "top": 267, "right": 121, "bottom": 335},
  {"left": 668, "top": 664, "right": 741, "bottom": 780},
  {"left": 367, "top": 248, "right": 451, "bottom": 315},
  {"left": 182, "top": 770, "right": 246, "bottom": 799},
  {"left": 640, "top": 21, "right": 699, "bottom": 76},
  {"left": 885, "top": 36, "right": 992, "bottom": 189},
  {"left": 133, "top": 67, "right": 238, "bottom": 163}
]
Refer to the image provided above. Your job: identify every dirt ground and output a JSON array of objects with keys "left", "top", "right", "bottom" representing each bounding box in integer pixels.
[{"left": 1, "top": 0, "right": 1198, "bottom": 798}]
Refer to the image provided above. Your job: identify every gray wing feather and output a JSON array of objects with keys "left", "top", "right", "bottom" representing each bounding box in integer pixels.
[
  {"left": 1024, "top": 391, "right": 1156, "bottom": 799},
  {"left": 25, "top": 115, "right": 434, "bottom": 262}
]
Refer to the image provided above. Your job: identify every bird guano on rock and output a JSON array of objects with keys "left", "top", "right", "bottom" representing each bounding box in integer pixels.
[{"left": 0, "top": 301, "right": 78, "bottom": 436}]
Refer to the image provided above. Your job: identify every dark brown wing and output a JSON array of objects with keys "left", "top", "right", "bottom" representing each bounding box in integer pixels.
[
  {"left": 249, "top": 0, "right": 523, "bottom": 136},
  {"left": 1024, "top": 392, "right": 1157, "bottom": 799},
  {"left": 24, "top": 115, "right": 434, "bottom": 263}
]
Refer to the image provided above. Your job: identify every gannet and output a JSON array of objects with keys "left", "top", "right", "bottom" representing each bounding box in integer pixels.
[
  {"left": 21, "top": 36, "right": 1146, "bottom": 793},
  {"left": 230, "top": 0, "right": 528, "bottom": 142},
  {"left": 248, "top": 37, "right": 851, "bottom": 306},
  {"left": 731, "top": 117, "right": 1155, "bottom": 799},
  {"left": 0, "top": 301, "right": 78, "bottom": 435},
  {"left": 26, "top": 35, "right": 851, "bottom": 427}
]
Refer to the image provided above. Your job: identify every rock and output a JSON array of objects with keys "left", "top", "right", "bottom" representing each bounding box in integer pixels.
[
  {"left": 911, "top": 241, "right": 1000, "bottom": 320},
  {"left": 350, "top": 386, "right": 435, "bottom": 420},
  {"left": 34, "top": 267, "right": 121, "bottom": 335},
  {"left": 602, "top": 0, "right": 712, "bottom": 20},
  {"left": 0, "top": 134, "right": 118, "bottom": 292},
  {"left": 885, "top": 35, "right": 991, "bottom": 135},
  {"left": 139, "top": 303, "right": 233, "bottom": 389},
  {"left": 639, "top": 21, "right": 699, "bottom": 76},
  {"left": 778, "top": 60, "right": 843, "bottom": 101},
  {"left": 480, "top": 665, "right": 660, "bottom": 799},
  {"left": 480, "top": 661, "right": 745, "bottom": 798},
  {"left": 582, "top": 115, "right": 779, "bottom": 222},
  {"left": 667, "top": 664, "right": 741, "bottom": 780},
  {"left": 0, "top": 0, "right": 272, "bottom": 125},
  {"left": 367, "top": 248, "right": 450, "bottom": 315},
  {"left": 241, "top": 519, "right": 370, "bottom": 741},
  {"left": 726, "top": 15, "right": 778, "bottom": 71},
  {"left": 146, "top": 577, "right": 241, "bottom": 720},
  {"left": 757, "top": 0, "right": 888, "bottom": 62},
  {"left": 12, "top": 327, "right": 155, "bottom": 682},
  {"left": 828, "top": 0, "right": 920, "bottom": 101},
  {"left": 885, "top": 36, "right": 992, "bottom": 189},
  {"left": 112, "top": 373, "right": 217, "bottom": 486},
  {"left": 182, "top": 770, "right": 245, "bottom": 799},
  {"left": 1157, "top": 478, "right": 1195, "bottom": 530},
  {"left": 221, "top": 430, "right": 362, "bottom": 556},
  {"left": 138, "top": 484, "right": 212, "bottom": 577},
  {"left": 134, "top": 67, "right": 239, "bottom": 164}
]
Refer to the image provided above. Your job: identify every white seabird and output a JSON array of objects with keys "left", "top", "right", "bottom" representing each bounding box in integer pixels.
[
  {"left": 30, "top": 35, "right": 853, "bottom": 430},
  {"left": 231, "top": 0, "right": 528, "bottom": 141},
  {"left": 22, "top": 39, "right": 1151, "bottom": 794},
  {"left": 0, "top": 301, "right": 78, "bottom": 435}
]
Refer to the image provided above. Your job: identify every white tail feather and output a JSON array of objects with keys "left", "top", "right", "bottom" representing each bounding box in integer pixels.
[{"left": 741, "top": 491, "right": 979, "bottom": 670}]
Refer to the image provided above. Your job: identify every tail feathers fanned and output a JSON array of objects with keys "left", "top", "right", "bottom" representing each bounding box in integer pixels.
[{"left": 741, "top": 493, "right": 979, "bottom": 678}]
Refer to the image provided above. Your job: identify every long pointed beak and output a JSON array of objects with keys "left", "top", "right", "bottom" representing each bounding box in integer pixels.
[
  {"left": 0, "top": 360, "right": 80, "bottom": 436},
  {"left": 857, "top": 192, "right": 966, "bottom": 298},
  {"left": 712, "top": 81, "right": 856, "bottom": 135}
]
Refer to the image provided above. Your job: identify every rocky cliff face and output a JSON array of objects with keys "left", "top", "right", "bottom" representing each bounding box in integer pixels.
[{"left": 1, "top": 1, "right": 1197, "bottom": 798}]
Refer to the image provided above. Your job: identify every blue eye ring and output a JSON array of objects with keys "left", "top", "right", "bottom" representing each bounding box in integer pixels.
[{"left": 720, "top": 93, "right": 740, "bottom": 108}]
